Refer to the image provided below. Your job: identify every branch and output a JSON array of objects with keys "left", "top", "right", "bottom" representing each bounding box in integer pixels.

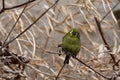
[
  {"left": 100, "top": 2, "right": 120, "bottom": 23},
  {"left": 71, "top": 54, "right": 111, "bottom": 80},
  {"left": 4, "top": 0, "right": 59, "bottom": 46},
  {"left": 0, "top": 0, "right": 36, "bottom": 14},
  {"left": 94, "top": 16, "right": 116, "bottom": 64},
  {"left": 2, "top": 1, "right": 28, "bottom": 48}
]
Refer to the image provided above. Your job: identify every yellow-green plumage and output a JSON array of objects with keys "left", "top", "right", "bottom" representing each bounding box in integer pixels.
[{"left": 61, "top": 28, "right": 80, "bottom": 64}]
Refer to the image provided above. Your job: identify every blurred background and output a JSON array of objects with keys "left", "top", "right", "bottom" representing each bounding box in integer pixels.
[{"left": 0, "top": 0, "right": 120, "bottom": 80}]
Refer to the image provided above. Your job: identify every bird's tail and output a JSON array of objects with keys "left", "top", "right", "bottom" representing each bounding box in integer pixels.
[{"left": 64, "top": 54, "right": 71, "bottom": 64}]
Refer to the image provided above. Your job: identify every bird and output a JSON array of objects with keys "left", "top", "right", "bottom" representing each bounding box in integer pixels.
[
  {"left": 56, "top": 28, "right": 81, "bottom": 80},
  {"left": 60, "top": 28, "right": 81, "bottom": 64}
]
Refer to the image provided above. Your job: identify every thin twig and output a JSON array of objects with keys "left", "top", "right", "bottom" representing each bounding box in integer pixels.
[
  {"left": 0, "top": 0, "right": 36, "bottom": 14},
  {"left": 95, "top": 17, "right": 111, "bottom": 51},
  {"left": 0, "top": 0, "right": 5, "bottom": 13},
  {"left": 2, "top": 2, "right": 28, "bottom": 48},
  {"left": 71, "top": 54, "right": 111, "bottom": 80},
  {"left": 5, "top": 0, "right": 35, "bottom": 10},
  {"left": 94, "top": 16, "right": 116, "bottom": 63},
  {"left": 100, "top": 2, "right": 120, "bottom": 23},
  {"left": 55, "top": 63, "right": 66, "bottom": 80},
  {"left": 3, "top": 0, "right": 5, "bottom": 9},
  {"left": 4, "top": 0, "right": 59, "bottom": 47}
]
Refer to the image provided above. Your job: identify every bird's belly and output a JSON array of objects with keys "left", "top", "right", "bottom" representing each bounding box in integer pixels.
[{"left": 62, "top": 43, "right": 80, "bottom": 55}]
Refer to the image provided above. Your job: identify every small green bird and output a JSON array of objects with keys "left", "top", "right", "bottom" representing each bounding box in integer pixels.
[
  {"left": 56, "top": 28, "right": 81, "bottom": 80},
  {"left": 61, "top": 28, "right": 81, "bottom": 64}
]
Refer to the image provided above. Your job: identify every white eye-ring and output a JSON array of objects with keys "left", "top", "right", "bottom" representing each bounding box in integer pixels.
[
  {"left": 75, "top": 33, "right": 78, "bottom": 37},
  {"left": 70, "top": 30, "right": 73, "bottom": 34}
]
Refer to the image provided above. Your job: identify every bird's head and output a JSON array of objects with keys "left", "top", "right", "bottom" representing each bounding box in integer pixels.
[{"left": 69, "top": 28, "right": 80, "bottom": 39}]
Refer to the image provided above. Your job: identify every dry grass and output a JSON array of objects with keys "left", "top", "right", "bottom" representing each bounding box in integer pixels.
[{"left": 0, "top": 0, "right": 120, "bottom": 80}]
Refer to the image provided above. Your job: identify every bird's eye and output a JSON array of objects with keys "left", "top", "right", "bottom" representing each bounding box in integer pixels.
[{"left": 75, "top": 33, "right": 78, "bottom": 37}]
